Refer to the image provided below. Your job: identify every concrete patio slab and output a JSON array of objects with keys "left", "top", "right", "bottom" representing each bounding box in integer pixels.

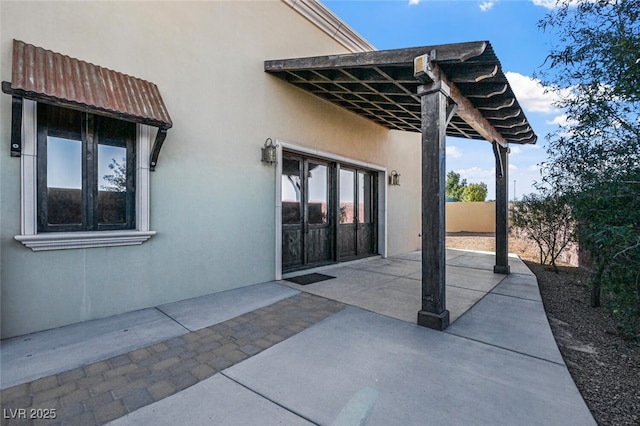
[
  {"left": 0, "top": 308, "right": 187, "bottom": 389},
  {"left": 446, "top": 276, "right": 564, "bottom": 364},
  {"left": 408, "top": 264, "right": 506, "bottom": 292},
  {"left": 109, "top": 374, "right": 313, "bottom": 426},
  {"left": 491, "top": 272, "right": 542, "bottom": 302},
  {"left": 283, "top": 266, "right": 397, "bottom": 298},
  {"left": 389, "top": 250, "right": 421, "bottom": 262},
  {"left": 224, "top": 307, "right": 594, "bottom": 425},
  {"left": 347, "top": 256, "right": 422, "bottom": 277},
  {"left": 283, "top": 250, "right": 509, "bottom": 325},
  {"left": 507, "top": 253, "right": 536, "bottom": 275},
  {"left": 158, "top": 282, "right": 299, "bottom": 331},
  {"left": 446, "top": 285, "right": 491, "bottom": 322},
  {"left": 333, "top": 278, "right": 420, "bottom": 323},
  {"left": 447, "top": 250, "right": 500, "bottom": 270}
]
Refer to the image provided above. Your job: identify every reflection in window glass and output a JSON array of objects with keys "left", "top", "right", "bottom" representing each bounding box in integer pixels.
[
  {"left": 307, "top": 163, "right": 328, "bottom": 224},
  {"left": 98, "top": 144, "right": 127, "bottom": 224},
  {"left": 282, "top": 157, "right": 302, "bottom": 224},
  {"left": 359, "top": 172, "right": 373, "bottom": 223},
  {"left": 47, "top": 136, "right": 82, "bottom": 224},
  {"left": 340, "top": 169, "right": 355, "bottom": 224}
]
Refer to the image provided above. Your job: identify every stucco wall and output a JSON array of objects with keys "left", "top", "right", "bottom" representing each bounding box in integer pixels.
[
  {"left": 446, "top": 202, "right": 496, "bottom": 233},
  {"left": 0, "top": 1, "right": 422, "bottom": 337}
]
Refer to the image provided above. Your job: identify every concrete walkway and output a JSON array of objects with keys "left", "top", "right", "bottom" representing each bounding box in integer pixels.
[{"left": 0, "top": 249, "right": 595, "bottom": 425}]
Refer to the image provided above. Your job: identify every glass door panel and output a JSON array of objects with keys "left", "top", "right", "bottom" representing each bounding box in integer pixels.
[
  {"left": 305, "top": 161, "right": 332, "bottom": 264},
  {"left": 282, "top": 157, "right": 302, "bottom": 225},
  {"left": 357, "top": 171, "right": 376, "bottom": 255},
  {"left": 358, "top": 172, "right": 374, "bottom": 224},
  {"left": 282, "top": 156, "right": 304, "bottom": 270},
  {"left": 338, "top": 168, "right": 357, "bottom": 259},
  {"left": 307, "top": 162, "right": 328, "bottom": 224},
  {"left": 339, "top": 169, "right": 355, "bottom": 224}
]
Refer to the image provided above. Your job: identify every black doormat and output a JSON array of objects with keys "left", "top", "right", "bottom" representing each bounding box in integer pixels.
[{"left": 285, "top": 273, "right": 336, "bottom": 286}]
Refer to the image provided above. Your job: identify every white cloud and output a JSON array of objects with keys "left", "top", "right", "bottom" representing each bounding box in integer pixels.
[
  {"left": 408, "top": 0, "right": 420, "bottom": 5},
  {"left": 510, "top": 146, "right": 521, "bottom": 155},
  {"left": 531, "top": 0, "right": 596, "bottom": 9},
  {"left": 531, "top": 0, "right": 559, "bottom": 8},
  {"left": 479, "top": 1, "right": 496, "bottom": 11},
  {"left": 528, "top": 164, "right": 541, "bottom": 172},
  {"left": 458, "top": 167, "right": 494, "bottom": 182},
  {"left": 505, "top": 72, "right": 561, "bottom": 114},
  {"left": 447, "top": 145, "right": 463, "bottom": 158},
  {"left": 546, "top": 114, "right": 580, "bottom": 131},
  {"left": 509, "top": 164, "right": 518, "bottom": 172}
]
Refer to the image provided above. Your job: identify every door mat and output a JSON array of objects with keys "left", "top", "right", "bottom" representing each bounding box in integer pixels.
[{"left": 285, "top": 273, "right": 336, "bottom": 286}]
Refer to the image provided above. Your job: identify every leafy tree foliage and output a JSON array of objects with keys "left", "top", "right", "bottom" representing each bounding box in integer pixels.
[
  {"left": 446, "top": 171, "right": 487, "bottom": 202},
  {"left": 445, "top": 171, "right": 467, "bottom": 201},
  {"left": 462, "top": 182, "right": 488, "bottom": 202},
  {"left": 538, "top": 0, "right": 640, "bottom": 338}
]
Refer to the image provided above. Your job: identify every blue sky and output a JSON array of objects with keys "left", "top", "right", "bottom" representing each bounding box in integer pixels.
[{"left": 323, "top": 0, "right": 567, "bottom": 200}]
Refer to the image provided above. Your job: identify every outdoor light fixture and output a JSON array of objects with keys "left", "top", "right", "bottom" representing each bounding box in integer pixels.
[
  {"left": 388, "top": 170, "right": 400, "bottom": 186},
  {"left": 261, "top": 138, "right": 278, "bottom": 164}
]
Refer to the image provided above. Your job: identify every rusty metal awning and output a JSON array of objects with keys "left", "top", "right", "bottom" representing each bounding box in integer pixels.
[
  {"left": 3, "top": 40, "right": 172, "bottom": 169},
  {"left": 3, "top": 40, "right": 172, "bottom": 130},
  {"left": 265, "top": 41, "right": 536, "bottom": 145}
]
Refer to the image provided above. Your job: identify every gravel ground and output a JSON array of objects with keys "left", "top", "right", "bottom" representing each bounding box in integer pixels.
[{"left": 446, "top": 233, "right": 640, "bottom": 426}]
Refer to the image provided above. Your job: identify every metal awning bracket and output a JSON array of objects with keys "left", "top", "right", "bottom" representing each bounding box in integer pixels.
[{"left": 150, "top": 128, "right": 168, "bottom": 172}]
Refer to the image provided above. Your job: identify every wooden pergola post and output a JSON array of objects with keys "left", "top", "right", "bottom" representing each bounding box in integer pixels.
[
  {"left": 414, "top": 54, "right": 457, "bottom": 330},
  {"left": 416, "top": 81, "right": 452, "bottom": 330},
  {"left": 494, "top": 142, "right": 511, "bottom": 274}
]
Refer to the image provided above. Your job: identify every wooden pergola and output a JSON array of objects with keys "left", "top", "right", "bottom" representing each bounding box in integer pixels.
[{"left": 265, "top": 41, "right": 536, "bottom": 330}]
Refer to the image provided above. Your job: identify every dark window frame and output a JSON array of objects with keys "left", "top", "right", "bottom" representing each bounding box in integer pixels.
[{"left": 36, "top": 103, "right": 136, "bottom": 233}]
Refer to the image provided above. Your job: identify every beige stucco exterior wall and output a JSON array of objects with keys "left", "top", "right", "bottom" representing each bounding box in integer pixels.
[
  {"left": 446, "top": 202, "right": 496, "bottom": 233},
  {"left": 0, "top": 1, "right": 422, "bottom": 337}
]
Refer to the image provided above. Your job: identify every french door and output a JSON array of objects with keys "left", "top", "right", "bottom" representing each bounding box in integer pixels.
[
  {"left": 338, "top": 167, "right": 376, "bottom": 260},
  {"left": 281, "top": 152, "right": 378, "bottom": 273},
  {"left": 281, "top": 154, "right": 334, "bottom": 271}
]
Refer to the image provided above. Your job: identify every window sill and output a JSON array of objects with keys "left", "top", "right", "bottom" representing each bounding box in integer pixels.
[{"left": 15, "top": 230, "right": 156, "bottom": 251}]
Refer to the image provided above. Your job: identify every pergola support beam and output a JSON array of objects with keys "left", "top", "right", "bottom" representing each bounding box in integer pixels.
[
  {"left": 414, "top": 50, "right": 514, "bottom": 330},
  {"left": 493, "top": 142, "right": 511, "bottom": 274},
  {"left": 416, "top": 80, "right": 453, "bottom": 331}
]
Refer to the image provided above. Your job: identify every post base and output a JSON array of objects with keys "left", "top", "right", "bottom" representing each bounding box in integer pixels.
[
  {"left": 417, "top": 310, "right": 450, "bottom": 331},
  {"left": 493, "top": 265, "right": 511, "bottom": 275}
]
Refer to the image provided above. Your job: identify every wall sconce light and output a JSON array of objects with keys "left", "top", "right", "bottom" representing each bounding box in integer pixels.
[
  {"left": 261, "top": 138, "right": 278, "bottom": 164},
  {"left": 388, "top": 170, "right": 400, "bottom": 186}
]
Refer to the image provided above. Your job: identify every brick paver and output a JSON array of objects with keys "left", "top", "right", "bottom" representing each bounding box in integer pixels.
[{"left": 0, "top": 293, "right": 344, "bottom": 425}]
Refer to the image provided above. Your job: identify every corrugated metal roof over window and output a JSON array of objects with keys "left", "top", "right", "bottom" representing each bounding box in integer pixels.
[{"left": 5, "top": 40, "right": 172, "bottom": 129}]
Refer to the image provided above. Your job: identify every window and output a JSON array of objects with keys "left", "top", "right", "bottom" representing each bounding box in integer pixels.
[
  {"left": 37, "top": 104, "right": 136, "bottom": 232},
  {"left": 13, "top": 100, "right": 156, "bottom": 251},
  {"left": 4, "top": 41, "right": 171, "bottom": 251}
]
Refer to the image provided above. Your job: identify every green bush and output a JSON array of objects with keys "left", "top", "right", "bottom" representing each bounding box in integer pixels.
[{"left": 510, "top": 192, "right": 573, "bottom": 272}]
